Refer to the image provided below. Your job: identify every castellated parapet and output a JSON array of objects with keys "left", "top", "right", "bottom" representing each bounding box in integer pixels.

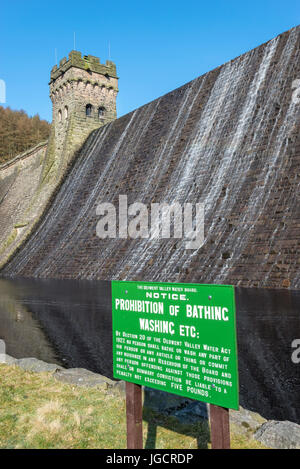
[{"left": 48, "top": 50, "right": 118, "bottom": 171}]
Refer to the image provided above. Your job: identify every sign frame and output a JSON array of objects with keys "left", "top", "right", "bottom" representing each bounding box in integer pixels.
[{"left": 111, "top": 280, "right": 239, "bottom": 449}]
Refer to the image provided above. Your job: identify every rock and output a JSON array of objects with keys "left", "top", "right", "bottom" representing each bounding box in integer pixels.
[
  {"left": 143, "top": 388, "right": 192, "bottom": 414},
  {"left": 53, "top": 368, "right": 116, "bottom": 389},
  {"left": 230, "top": 406, "right": 267, "bottom": 436},
  {"left": 0, "top": 354, "right": 17, "bottom": 365},
  {"left": 111, "top": 379, "right": 126, "bottom": 393},
  {"left": 173, "top": 401, "right": 208, "bottom": 424},
  {"left": 144, "top": 390, "right": 269, "bottom": 435},
  {"left": 254, "top": 420, "right": 300, "bottom": 449},
  {"left": 15, "top": 357, "right": 63, "bottom": 373}
]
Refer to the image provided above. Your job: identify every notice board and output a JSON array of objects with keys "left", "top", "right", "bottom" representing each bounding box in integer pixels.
[{"left": 112, "top": 280, "right": 239, "bottom": 410}]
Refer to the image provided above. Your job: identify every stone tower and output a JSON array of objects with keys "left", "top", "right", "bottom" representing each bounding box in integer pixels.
[{"left": 47, "top": 51, "right": 118, "bottom": 172}]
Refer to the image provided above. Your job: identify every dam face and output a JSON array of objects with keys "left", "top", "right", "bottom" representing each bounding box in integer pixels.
[{"left": 2, "top": 26, "right": 300, "bottom": 289}]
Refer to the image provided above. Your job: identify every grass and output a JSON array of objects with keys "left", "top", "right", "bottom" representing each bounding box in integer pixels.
[{"left": 0, "top": 364, "right": 267, "bottom": 449}]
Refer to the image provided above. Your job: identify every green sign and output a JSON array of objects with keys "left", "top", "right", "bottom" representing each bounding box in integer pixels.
[{"left": 112, "top": 281, "right": 239, "bottom": 410}]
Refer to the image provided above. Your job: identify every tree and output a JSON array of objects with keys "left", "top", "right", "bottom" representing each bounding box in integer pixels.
[{"left": 0, "top": 106, "right": 50, "bottom": 164}]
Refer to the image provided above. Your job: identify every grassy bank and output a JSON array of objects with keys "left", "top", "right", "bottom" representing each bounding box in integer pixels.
[{"left": 0, "top": 364, "right": 266, "bottom": 449}]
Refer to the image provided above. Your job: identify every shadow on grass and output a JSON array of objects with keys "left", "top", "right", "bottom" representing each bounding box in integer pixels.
[{"left": 143, "top": 388, "right": 210, "bottom": 449}]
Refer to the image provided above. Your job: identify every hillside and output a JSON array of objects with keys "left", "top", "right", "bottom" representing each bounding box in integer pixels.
[{"left": 0, "top": 106, "right": 50, "bottom": 164}]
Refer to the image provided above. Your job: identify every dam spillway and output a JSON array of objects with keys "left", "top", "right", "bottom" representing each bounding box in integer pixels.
[{"left": 2, "top": 26, "right": 300, "bottom": 288}]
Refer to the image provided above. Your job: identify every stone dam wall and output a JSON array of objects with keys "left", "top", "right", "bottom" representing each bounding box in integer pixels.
[
  {"left": 0, "top": 142, "right": 48, "bottom": 267},
  {"left": 2, "top": 26, "right": 300, "bottom": 289}
]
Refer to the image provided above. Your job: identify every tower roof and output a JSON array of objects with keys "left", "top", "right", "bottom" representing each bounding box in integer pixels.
[{"left": 50, "top": 50, "right": 118, "bottom": 82}]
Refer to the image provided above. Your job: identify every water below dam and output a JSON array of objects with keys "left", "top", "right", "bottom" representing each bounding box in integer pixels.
[{"left": 0, "top": 277, "right": 299, "bottom": 424}]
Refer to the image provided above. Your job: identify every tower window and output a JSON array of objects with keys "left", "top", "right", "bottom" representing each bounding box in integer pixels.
[
  {"left": 86, "top": 104, "right": 93, "bottom": 116},
  {"left": 98, "top": 107, "right": 105, "bottom": 118},
  {"left": 64, "top": 106, "right": 68, "bottom": 119},
  {"left": 58, "top": 109, "right": 62, "bottom": 122}
]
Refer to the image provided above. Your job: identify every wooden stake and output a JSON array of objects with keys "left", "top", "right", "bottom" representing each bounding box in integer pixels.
[
  {"left": 126, "top": 381, "right": 143, "bottom": 449},
  {"left": 210, "top": 404, "right": 230, "bottom": 449}
]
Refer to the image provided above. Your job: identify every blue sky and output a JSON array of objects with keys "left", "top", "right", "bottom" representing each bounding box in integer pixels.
[{"left": 1, "top": 0, "right": 299, "bottom": 122}]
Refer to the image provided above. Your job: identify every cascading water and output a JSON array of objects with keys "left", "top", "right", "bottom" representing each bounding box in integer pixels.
[{"left": 2, "top": 25, "right": 300, "bottom": 290}]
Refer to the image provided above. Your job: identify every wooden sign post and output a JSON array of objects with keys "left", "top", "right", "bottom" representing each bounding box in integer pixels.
[
  {"left": 125, "top": 382, "right": 230, "bottom": 449},
  {"left": 126, "top": 381, "right": 143, "bottom": 449},
  {"left": 210, "top": 404, "right": 230, "bottom": 449}
]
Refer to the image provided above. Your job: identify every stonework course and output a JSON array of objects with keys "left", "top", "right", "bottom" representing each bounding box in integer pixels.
[
  {"left": 0, "top": 143, "right": 48, "bottom": 267},
  {"left": 49, "top": 50, "right": 118, "bottom": 170}
]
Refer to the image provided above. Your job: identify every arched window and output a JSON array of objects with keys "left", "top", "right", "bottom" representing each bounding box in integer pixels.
[
  {"left": 86, "top": 104, "right": 93, "bottom": 116},
  {"left": 64, "top": 106, "right": 68, "bottom": 120},
  {"left": 98, "top": 107, "right": 105, "bottom": 118},
  {"left": 58, "top": 109, "right": 62, "bottom": 122}
]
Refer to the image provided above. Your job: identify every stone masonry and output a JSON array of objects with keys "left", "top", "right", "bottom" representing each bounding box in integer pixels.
[
  {"left": 0, "top": 51, "right": 118, "bottom": 269},
  {"left": 49, "top": 51, "right": 118, "bottom": 171}
]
